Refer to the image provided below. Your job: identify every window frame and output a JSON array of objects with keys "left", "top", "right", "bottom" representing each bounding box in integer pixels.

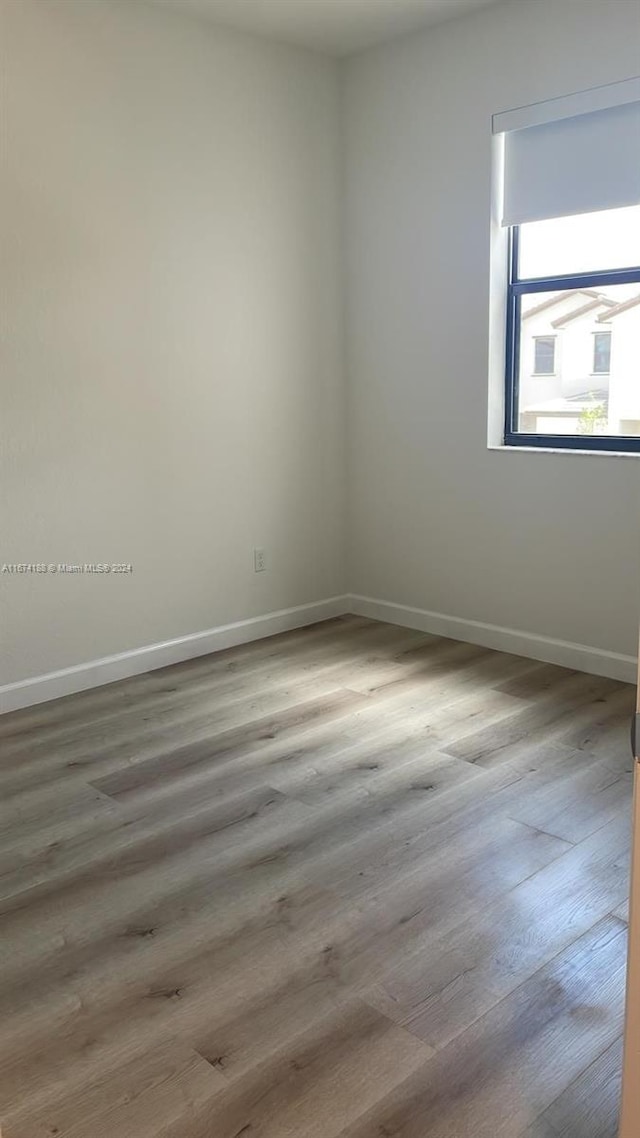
[
  {"left": 592, "top": 330, "right": 612, "bottom": 376},
  {"left": 532, "top": 334, "right": 557, "bottom": 376},
  {"left": 504, "top": 225, "right": 640, "bottom": 453}
]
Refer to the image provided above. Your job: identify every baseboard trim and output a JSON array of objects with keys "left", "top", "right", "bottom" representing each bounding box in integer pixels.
[
  {"left": 0, "top": 595, "right": 351, "bottom": 714},
  {"left": 3, "top": 591, "right": 634, "bottom": 714},
  {"left": 348, "top": 594, "right": 637, "bottom": 684}
]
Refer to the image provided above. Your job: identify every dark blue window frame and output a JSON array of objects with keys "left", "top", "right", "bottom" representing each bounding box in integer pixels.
[{"left": 504, "top": 226, "right": 640, "bottom": 453}]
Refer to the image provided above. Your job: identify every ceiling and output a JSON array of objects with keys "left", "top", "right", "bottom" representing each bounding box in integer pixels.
[{"left": 144, "top": 0, "right": 505, "bottom": 56}]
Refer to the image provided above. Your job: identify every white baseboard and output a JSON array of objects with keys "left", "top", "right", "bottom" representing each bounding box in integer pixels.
[
  {"left": 0, "top": 595, "right": 350, "bottom": 714},
  {"left": 348, "top": 594, "right": 637, "bottom": 685},
  {"left": 3, "top": 591, "right": 634, "bottom": 714}
]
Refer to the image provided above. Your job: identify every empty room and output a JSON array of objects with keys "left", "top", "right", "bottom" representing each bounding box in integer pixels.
[{"left": 2, "top": 0, "right": 640, "bottom": 1134}]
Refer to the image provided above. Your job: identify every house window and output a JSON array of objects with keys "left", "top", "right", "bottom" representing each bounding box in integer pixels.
[
  {"left": 593, "top": 331, "right": 612, "bottom": 374},
  {"left": 496, "top": 85, "right": 640, "bottom": 452},
  {"left": 504, "top": 205, "right": 640, "bottom": 451},
  {"left": 533, "top": 336, "right": 556, "bottom": 375}
]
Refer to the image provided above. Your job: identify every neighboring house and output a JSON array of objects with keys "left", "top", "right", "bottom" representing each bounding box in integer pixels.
[
  {"left": 604, "top": 295, "right": 640, "bottom": 434},
  {"left": 519, "top": 289, "right": 640, "bottom": 436}
]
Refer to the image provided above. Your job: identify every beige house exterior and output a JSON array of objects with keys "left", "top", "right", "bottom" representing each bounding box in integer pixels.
[{"left": 519, "top": 289, "right": 640, "bottom": 436}]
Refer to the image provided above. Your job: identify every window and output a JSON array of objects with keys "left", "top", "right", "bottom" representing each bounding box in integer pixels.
[
  {"left": 533, "top": 336, "right": 556, "bottom": 375},
  {"left": 593, "top": 331, "right": 611, "bottom": 375},
  {"left": 495, "top": 81, "right": 640, "bottom": 452},
  {"left": 504, "top": 207, "right": 640, "bottom": 452}
]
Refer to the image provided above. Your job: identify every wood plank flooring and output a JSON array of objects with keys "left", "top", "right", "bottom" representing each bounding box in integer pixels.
[{"left": 0, "top": 615, "right": 635, "bottom": 1137}]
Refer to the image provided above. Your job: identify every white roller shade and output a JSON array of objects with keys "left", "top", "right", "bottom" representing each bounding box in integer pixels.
[{"left": 498, "top": 90, "right": 640, "bottom": 227}]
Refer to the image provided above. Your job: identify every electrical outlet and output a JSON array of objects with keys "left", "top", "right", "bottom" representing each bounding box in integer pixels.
[{"left": 254, "top": 547, "right": 266, "bottom": 573}]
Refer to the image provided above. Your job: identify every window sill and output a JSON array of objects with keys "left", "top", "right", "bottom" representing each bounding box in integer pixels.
[{"left": 489, "top": 444, "right": 640, "bottom": 458}]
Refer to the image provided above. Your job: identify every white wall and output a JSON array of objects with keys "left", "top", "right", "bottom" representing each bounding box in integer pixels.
[
  {"left": 3, "top": 0, "right": 639, "bottom": 698},
  {"left": 0, "top": 0, "right": 345, "bottom": 685},
  {"left": 610, "top": 307, "right": 640, "bottom": 427},
  {"left": 344, "top": 0, "right": 640, "bottom": 658}
]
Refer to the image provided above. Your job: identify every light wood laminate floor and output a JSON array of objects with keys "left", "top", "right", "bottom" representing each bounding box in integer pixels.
[{"left": 0, "top": 616, "right": 634, "bottom": 1137}]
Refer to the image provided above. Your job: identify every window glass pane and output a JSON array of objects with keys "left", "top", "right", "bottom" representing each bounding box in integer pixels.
[
  {"left": 533, "top": 337, "right": 556, "bottom": 374},
  {"left": 518, "top": 204, "right": 640, "bottom": 280},
  {"left": 518, "top": 284, "right": 640, "bottom": 437},
  {"left": 593, "top": 332, "right": 611, "bottom": 375}
]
